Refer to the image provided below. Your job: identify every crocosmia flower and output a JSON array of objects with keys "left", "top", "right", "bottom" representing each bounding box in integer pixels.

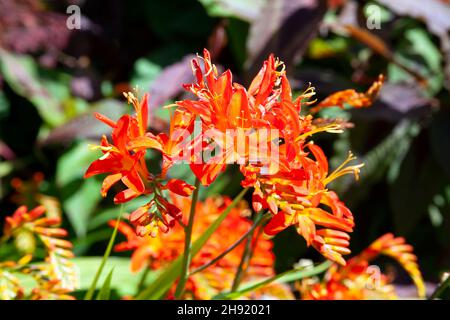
[
  {"left": 299, "top": 233, "right": 425, "bottom": 299},
  {"left": 174, "top": 49, "right": 383, "bottom": 265},
  {"left": 85, "top": 92, "right": 195, "bottom": 237}
]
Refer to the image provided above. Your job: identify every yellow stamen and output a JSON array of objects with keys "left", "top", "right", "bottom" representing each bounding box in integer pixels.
[
  {"left": 88, "top": 144, "right": 112, "bottom": 152},
  {"left": 295, "top": 123, "right": 343, "bottom": 142},
  {"left": 324, "top": 151, "right": 364, "bottom": 185}
]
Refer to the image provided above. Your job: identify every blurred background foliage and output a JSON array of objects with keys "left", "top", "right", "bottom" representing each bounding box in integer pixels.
[{"left": 0, "top": 0, "right": 449, "bottom": 297}]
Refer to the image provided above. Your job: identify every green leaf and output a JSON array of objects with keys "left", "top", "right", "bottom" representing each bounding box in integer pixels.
[
  {"left": 74, "top": 257, "right": 156, "bottom": 295},
  {"left": 96, "top": 268, "right": 114, "bottom": 300},
  {"left": 343, "top": 119, "right": 420, "bottom": 209},
  {"left": 64, "top": 178, "right": 102, "bottom": 237},
  {"left": 198, "top": 0, "right": 265, "bottom": 22},
  {"left": 0, "top": 161, "right": 13, "bottom": 178},
  {"left": 131, "top": 58, "right": 162, "bottom": 91},
  {"left": 388, "top": 28, "right": 443, "bottom": 96},
  {"left": 57, "top": 142, "right": 103, "bottom": 237},
  {"left": 0, "top": 49, "right": 66, "bottom": 126},
  {"left": 214, "top": 261, "right": 332, "bottom": 299},
  {"left": 84, "top": 208, "right": 122, "bottom": 300},
  {"left": 0, "top": 90, "right": 10, "bottom": 120},
  {"left": 17, "top": 257, "right": 156, "bottom": 298},
  {"left": 226, "top": 18, "right": 250, "bottom": 69},
  {"left": 56, "top": 142, "right": 100, "bottom": 187},
  {"left": 429, "top": 274, "right": 450, "bottom": 300},
  {"left": 135, "top": 188, "right": 249, "bottom": 300}
]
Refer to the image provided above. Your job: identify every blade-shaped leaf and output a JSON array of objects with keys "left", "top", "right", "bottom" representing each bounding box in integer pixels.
[
  {"left": 84, "top": 208, "right": 122, "bottom": 300},
  {"left": 96, "top": 268, "right": 114, "bottom": 300}
]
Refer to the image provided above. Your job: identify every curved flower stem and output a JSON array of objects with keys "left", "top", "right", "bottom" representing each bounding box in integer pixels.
[
  {"left": 429, "top": 274, "right": 450, "bottom": 300},
  {"left": 174, "top": 178, "right": 201, "bottom": 299},
  {"left": 190, "top": 212, "right": 270, "bottom": 276},
  {"left": 231, "top": 212, "right": 264, "bottom": 292},
  {"left": 177, "top": 219, "right": 187, "bottom": 229}
]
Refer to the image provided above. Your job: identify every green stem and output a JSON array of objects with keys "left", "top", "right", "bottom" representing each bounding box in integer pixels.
[
  {"left": 231, "top": 212, "right": 264, "bottom": 292},
  {"left": 137, "top": 267, "right": 151, "bottom": 292},
  {"left": 135, "top": 188, "right": 248, "bottom": 300},
  {"left": 84, "top": 204, "right": 123, "bottom": 300},
  {"left": 429, "top": 274, "right": 450, "bottom": 300},
  {"left": 174, "top": 178, "right": 201, "bottom": 299},
  {"left": 190, "top": 212, "right": 269, "bottom": 276}
]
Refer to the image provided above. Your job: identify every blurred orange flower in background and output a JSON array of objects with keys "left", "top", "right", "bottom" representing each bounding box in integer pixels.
[
  {"left": 299, "top": 233, "right": 425, "bottom": 299},
  {"left": 111, "top": 193, "right": 292, "bottom": 299}
]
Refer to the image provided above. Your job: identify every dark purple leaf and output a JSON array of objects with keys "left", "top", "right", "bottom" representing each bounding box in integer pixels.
[
  {"left": 0, "top": 140, "right": 15, "bottom": 160},
  {"left": 39, "top": 99, "right": 125, "bottom": 146},
  {"left": 147, "top": 55, "right": 195, "bottom": 108},
  {"left": 246, "top": 0, "right": 327, "bottom": 80}
]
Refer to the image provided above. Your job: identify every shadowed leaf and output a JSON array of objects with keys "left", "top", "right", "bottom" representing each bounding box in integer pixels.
[{"left": 246, "top": 0, "right": 327, "bottom": 79}]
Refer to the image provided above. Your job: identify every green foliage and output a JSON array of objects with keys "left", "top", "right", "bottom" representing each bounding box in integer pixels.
[
  {"left": 56, "top": 142, "right": 103, "bottom": 237},
  {"left": 84, "top": 211, "right": 122, "bottom": 300},
  {"left": 96, "top": 268, "right": 114, "bottom": 300}
]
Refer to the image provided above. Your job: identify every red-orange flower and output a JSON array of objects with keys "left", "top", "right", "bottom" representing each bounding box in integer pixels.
[
  {"left": 1, "top": 205, "right": 78, "bottom": 298},
  {"left": 299, "top": 233, "right": 426, "bottom": 299},
  {"left": 311, "top": 74, "right": 384, "bottom": 113},
  {"left": 84, "top": 93, "right": 163, "bottom": 201},
  {"left": 85, "top": 92, "right": 195, "bottom": 237},
  {"left": 86, "top": 48, "right": 382, "bottom": 266},
  {"left": 170, "top": 49, "right": 382, "bottom": 265},
  {"left": 239, "top": 65, "right": 362, "bottom": 265}
]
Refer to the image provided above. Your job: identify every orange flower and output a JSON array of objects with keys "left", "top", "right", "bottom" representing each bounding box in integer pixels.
[
  {"left": 310, "top": 75, "right": 384, "bottom": 113},
  {"left": 177, "top": 50, "right": 287, "bottom": 186},
  {"left": 112, "top": 193, "right": 279, "bottom": 299},
  {"left": 171, "top": 49, "right": 381, "bottom": 265},
  {"left": 3, "top": 205, "right": 66, "bottom": 239},
  {"left": 242, "top": 141, "right": 361, "bottom": 265},
  {"left": 84, "top": 93, "right": 161, "bottom": 203},
  {"left": 2, "top": 205, "right": 78, "bottom": 298},
  {"left": 299, "top": 233, "right": 426, "bottom": 299},
  {"left": 86, "top": 48, "right": 382, "bottom": 264},
  {"left": 85, "top": 92, "right": 195, "bottom": 237}
]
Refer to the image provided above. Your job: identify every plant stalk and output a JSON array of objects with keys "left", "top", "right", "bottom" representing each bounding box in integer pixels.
[
  {"left": 231, "top": 212, "right": 264, "bottom": 292},
  {"left": 190, "top": 212, "right": 269, "bottom": 276},
  {"left": 174, "top": 178, "right": 201, "bottom": 299}
]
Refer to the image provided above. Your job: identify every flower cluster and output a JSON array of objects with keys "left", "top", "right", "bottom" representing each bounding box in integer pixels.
[
  {"left": 84, "top": 93, "right": 195, "bottom": 237},
  {"left": 177, "top": 50, "right": 383, "bottom": 265},
  {"left": 0, "top": 205, "right": 78, "bottom": 300},
  {"left": 298, "top": 233, "right": 425, "bottom": 299},
  {"left": 112, "top": 193, "right": 292, "bottom": 299},
  {"left": 85, "top": 48, "right": 384, "bottom": 266}
]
